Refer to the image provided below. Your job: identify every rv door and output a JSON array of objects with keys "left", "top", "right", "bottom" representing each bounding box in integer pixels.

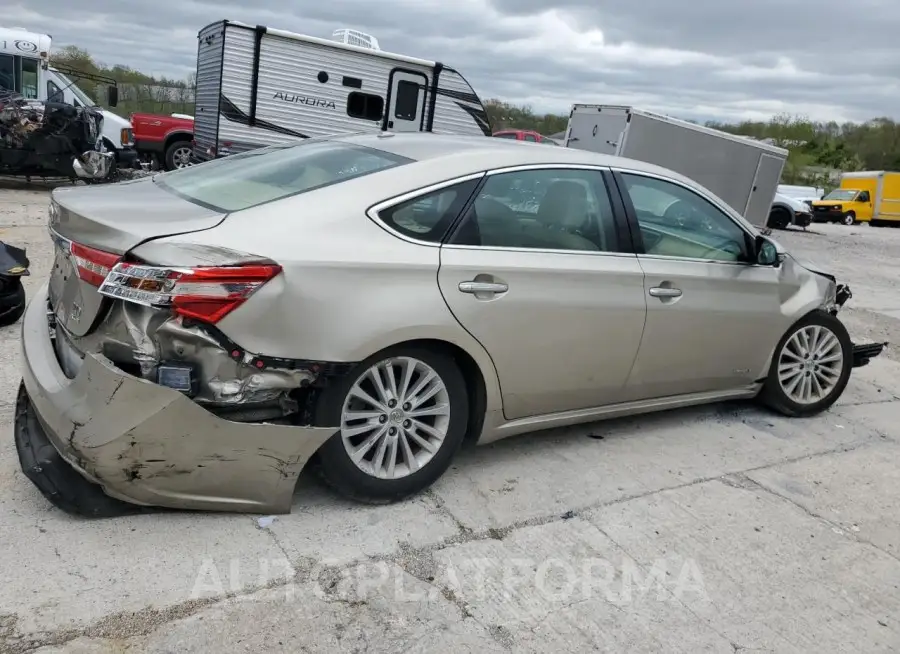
[{"left": 386, "top": 69, "right": 428, "bottom": 132}]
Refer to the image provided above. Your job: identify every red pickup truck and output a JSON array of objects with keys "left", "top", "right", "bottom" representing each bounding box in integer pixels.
[{"left": 131, "top": 112, "right": 195, "bottom": 171}]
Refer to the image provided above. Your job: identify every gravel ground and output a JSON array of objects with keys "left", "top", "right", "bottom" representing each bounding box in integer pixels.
[{"left": 0, "top": 186, "right": 898, "bottom": 653}]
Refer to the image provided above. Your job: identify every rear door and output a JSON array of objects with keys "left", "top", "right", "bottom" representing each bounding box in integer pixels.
[
  {"left": 438, "top": 165, "right": 647, "bottom": 421},
  {"left": 386, "top": 69, "right": 428, "bottom": 132},
  {"left": 613, "top": 169, "right": 785, "bottom": 401}
]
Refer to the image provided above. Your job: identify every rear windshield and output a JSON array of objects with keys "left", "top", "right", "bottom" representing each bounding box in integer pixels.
[{"left": 155, "top": 140, "right": 412, "bottom": 212}]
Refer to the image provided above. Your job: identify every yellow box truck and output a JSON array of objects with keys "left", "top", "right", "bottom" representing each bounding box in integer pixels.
[{"left": 811, "top": 171, "right": 900, "bottom": 225}]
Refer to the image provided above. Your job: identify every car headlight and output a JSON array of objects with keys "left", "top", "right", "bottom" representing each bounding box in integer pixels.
[{"left": 121, "top": 128, "right": 134, "bottom": 147}]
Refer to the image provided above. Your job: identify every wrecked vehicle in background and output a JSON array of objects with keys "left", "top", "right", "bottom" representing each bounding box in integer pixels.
[
  {"left": 0, "top": 89, "right": 114, "bottom": 180},
  {"left": 14, "top": 133, "right": 886, "bottom": 518}
]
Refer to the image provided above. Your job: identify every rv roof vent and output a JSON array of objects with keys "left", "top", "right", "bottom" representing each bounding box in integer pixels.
[{"left": 332, "top": 28, "right": 381, "bottom": 51}]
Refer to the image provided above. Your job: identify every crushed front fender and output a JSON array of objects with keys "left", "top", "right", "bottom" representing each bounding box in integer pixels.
[{"left": 18, "top": 283, "right": 337, "bottom": 516}]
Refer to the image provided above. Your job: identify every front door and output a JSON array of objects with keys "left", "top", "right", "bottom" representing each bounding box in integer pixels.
[
  {"left": 615, "top": 171, "right": 785, "bottom": 401},
  {"left": 438, "top": 166, "right": 647, "bottom": 421},
  {"left": 386, "top": 69, "right": 428, "bottom": 133}
]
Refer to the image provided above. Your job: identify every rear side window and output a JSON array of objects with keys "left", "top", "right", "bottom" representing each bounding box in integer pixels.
[
  {"left": 155, "top": 141, "right": 412, "bottom": 212},
  {"left": 376, "top": 178, "right": 481, "bottom": 243}
]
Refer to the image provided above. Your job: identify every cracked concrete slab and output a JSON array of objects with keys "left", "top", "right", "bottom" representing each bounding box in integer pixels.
[
  {"left": 746, "top": 442, "right": 900, "bottom": 559},
  {"left": 586, "top": 479, "right": 900, "bottom": 652},
  {"left": 430, "top": 400, "right": 881, "bottom": 531}
]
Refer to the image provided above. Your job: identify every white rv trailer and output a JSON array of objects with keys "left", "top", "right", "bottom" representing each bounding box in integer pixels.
[
  {"left": 193, "top": 20, "right": 492, "bottom": 162},
  {"left": 564, "top": 104, "right": 790, "bottom": 228}
]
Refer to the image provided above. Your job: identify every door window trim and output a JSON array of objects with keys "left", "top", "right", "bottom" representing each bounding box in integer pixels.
[
  {"left": 611, "top": 167, "right": 760, "bottom": 267},
  {"left": 366, "top": 172, "right": 486, "bottom": 247},
  {"left": 443, "top": 163, "right": 636, "bottom": 256}
]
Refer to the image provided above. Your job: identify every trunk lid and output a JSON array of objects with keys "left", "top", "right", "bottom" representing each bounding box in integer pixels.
[{"left": 48, "top": 176, "right": 227, "bottom": 337}]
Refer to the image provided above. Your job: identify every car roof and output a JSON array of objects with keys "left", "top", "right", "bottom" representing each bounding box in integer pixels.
[{"left": 331, "top": 132, "right": 695, "bottom": 184}]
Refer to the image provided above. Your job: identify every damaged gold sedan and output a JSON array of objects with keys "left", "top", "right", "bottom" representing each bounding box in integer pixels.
[{"left": 15, "top": 132, "right": 885, "bottom": 517}]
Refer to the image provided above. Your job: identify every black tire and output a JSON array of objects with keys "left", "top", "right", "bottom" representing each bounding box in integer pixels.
[
  {"left": 0, "top": 279, "right": 25, "bottom": 327},
  {"left": 759, "top": 310, "right": 853, "bottom": 417},
  {"left": 314, "top": 345, "right": 470, "bottom": 504},
  {"left": 842, "top": 212, "right": 856, "bottom": 226},
  {"left": 164, "top": 139, "right": 193, "bottom": 171},
  {"left": 767, "top": 207, "right": 791, "bottom": 230}
]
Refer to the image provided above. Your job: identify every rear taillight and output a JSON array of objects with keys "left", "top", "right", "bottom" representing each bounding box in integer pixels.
[
  {"left": 70, "top": 243, "right": 121, "bottom": 287},
  {"left": 98, "top": 262, "right": 281, "bottom": 323}
]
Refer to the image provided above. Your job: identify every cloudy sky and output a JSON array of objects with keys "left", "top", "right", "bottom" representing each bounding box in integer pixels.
[{"left": 6, "top": 0, "right": 900, "bottom": 123}]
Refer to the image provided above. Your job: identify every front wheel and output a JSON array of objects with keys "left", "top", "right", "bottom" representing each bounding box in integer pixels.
[
  {"left": 842, "top": 212, "right": 856, "bottom": 226},
  {"left": 759, "top": 310, "right": 852, "bottom": 417},
  {"left": 315, "top": 346, "right": 470, "bottom": 503}
]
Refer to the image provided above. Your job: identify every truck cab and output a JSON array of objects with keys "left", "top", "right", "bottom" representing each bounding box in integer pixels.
[
  {"left": 0, "top": 26, "right": 136, "bottom": 166},
  {"left": 811, "top": 188, "right": 873, "bottom": 225}
]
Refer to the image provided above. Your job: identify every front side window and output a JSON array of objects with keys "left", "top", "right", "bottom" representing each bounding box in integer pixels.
[
  {"left": 451, "top": 168, "right": 619, "bottom": 252},
  {"left": 376, "top": 178, "right": 481, "bottom": 243},
  {"left": 492, "top": 132, "right": 518, "bottom": 139},
  {"left": 47, "top": 80, "right": 63, "bottom": 103},
  {"left": 620, "top": 173, "right": 750, "bottom": 263},
  {"left": 155, "top": 140, "right": 412, "bottom": 212},
  {"left": 523, "top": 134, "right": 537, "bottom": 142}
]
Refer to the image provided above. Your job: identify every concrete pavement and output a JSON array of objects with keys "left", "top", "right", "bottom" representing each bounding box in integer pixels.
[{"left": 0, "top": 185, "right": 898, "bottom": 653}]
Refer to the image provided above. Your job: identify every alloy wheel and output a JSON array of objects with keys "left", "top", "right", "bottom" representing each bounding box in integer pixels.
[
  {"left": 173, "top": 146, "right": 193, "bottom": 168},
  {"left": 777, "top": 325, "right": 844, "bottom": 405},
  {"left": 340, "top": 357, "right": 451, "bottom": 479}
]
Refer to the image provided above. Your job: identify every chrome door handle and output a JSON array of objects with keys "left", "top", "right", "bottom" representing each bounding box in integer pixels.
[
  {"left": 649, "top": 287, "right": 682, "bottom": 298},
  {"left": 459, "top": 281, "right": 508, "bottom": 294}
]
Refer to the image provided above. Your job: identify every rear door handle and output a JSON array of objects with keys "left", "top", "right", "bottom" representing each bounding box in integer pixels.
[
  {"left": 459, "top": 281, "right": 508, "bottom": 294},
  {"left": 649, "top": 287, "right": 682, "bottom": 298}
]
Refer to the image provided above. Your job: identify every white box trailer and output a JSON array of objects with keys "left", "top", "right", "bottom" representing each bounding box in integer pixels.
[
  {"left": 193, "top": 20, "right": 492, "bottom": 162},
  {"left": 564, "top": 105, "right": 790, "bottom": 227}
]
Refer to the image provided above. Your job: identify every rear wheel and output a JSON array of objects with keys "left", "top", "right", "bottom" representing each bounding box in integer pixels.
[
  {"left": 164, "top": 140, "right": 193, "bottom": 171},
  {"left": 315, "top": 346, "right": 469, "bottom": 503},
  {"left": 759, "top": 310, "right": 852, "bottom": 417}
]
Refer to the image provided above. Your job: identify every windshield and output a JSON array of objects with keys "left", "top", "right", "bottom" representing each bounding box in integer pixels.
[
  {"left": 824, "top": 189, "right": 857, "bottom": 201},
  {"left": 155, "top": 140, "right": 412, "bottom": 212},
  {"left": 53, "top": 71, "right": 96, "bottom": 106}
]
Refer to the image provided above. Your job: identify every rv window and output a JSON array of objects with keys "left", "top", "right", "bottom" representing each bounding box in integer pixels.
[
  {"left": 20, "top": 58, "right": 39, "bottom": 99},
  {"left": 347, "top": 92, "right": 384, "bottom": 121},
  {"left": 155, "top": 141, "right": 411, "bottom": 213},
  {"left": 394, "top": 80, "right": 420, "bottom": 121}
]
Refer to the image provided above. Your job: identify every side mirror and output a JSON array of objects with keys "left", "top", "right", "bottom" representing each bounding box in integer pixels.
[
  {"left": 755, "top": 235, "right": 780, "bottom": 266},
  {"left": 107, "top": 85, "right": 118, "bottom": 108}
]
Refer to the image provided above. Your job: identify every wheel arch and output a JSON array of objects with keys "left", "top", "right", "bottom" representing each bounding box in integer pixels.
[
  {"left": 163, "top": 131, "right": 193, "bottom": 151},
  {"left": 352, "top": 334, "right": 497, "bottom": 445}
]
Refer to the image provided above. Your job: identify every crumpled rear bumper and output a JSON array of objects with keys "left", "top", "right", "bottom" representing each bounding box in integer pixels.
[{"left": 16, "top": 282, "right": 337, "bottom": 516}]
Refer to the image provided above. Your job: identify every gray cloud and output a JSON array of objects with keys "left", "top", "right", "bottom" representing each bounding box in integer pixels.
[{"left": 5, "top": 0, "right": 898, "bottom": 123}]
